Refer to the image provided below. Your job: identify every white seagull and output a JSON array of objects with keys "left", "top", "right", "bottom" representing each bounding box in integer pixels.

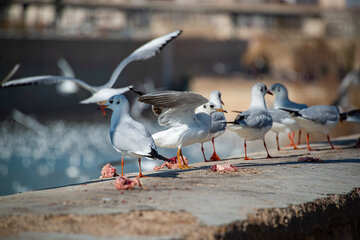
[
  {"left": 281, "top": 105, "right": 341, "bottom": 151},
  {"left": 228, "top": 83, "right": 273, "bottom": 160},
  {"left": 103, "top": 94, "right": 170, "bottom": 177},
  {"left": 269, "top": 83, "right": 308, "bottom": 147},
  {"left": 195, "top": 90, "right": 226, "bottom": 162},
  {"left": 2, "top": 30, "right": 182, "bottom": 109},
  {"left": 137, "top": 91, "right": 227, "bottom": 169}
]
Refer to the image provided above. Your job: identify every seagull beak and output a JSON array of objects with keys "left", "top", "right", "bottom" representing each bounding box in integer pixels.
[
  {"left": 266, "top": 90, "right": 273, "bottom": 95},
  {"left": 216, "top": 109, "right": 228, "bottom": 113},
  {"left": 99, "top": 105, "right": 108, "bottom": 116},
  {"left": 221, "top": 99, "right": 225, "bottom": 105}
]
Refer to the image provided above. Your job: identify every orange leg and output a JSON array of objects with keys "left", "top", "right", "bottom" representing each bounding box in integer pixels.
[
  {"left": 177, "top": 148, "right": 185, "bottom": 169},
  {"left": 284, "top": 132, "right": 295, "bottom": 148},
  {"left": 263, "top": 139, "right": 272, "bottom": 158},
  {"left": 180, "top": 149, "right": 191, "bottom": 168},
  {"left": 201, "top": 143, "right": 208, "bottom": 162},
  {"left": 209, "top": 138, "right": 221, "bottom": 161},
  {"left": 306, "top": 132, "right": 313, "bottom": 151},
  {"left": 137, "top": 158, "right": 147, "bottom": 178},
  {"left": 244, "top": 140, "right": 252, "bottom": 160},
  {"left": 327, "top": 135, "right": 341, "bottom": 150},
  {"left": 121, "top": 156, "right": 124, "bottom": 177},
  {"left": 289, "top": 132, "right": 300, "bottom": 150}
]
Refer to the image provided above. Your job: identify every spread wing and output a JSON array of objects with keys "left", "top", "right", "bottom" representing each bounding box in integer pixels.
[
  {"left": 102, "top": 30, "right": 182, "bottom": 88},
  {"left": 1, "top": 75, "right": 97, "bottom": 93},
  {"left": 138, "top": 91, "right": 208, "bottom": 127}
]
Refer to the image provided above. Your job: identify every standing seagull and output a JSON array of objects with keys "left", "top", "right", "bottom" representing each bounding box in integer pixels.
[
  {"left": 103, "top": 94, "right": 170, "bottom": 177},
  {"left": 138, "top": 91, "right": 227, "bottom": 169},
  {"left": 281, "top": 105, "right": 341, "bottom": 151},
  {"left": 228, "top": 83, "right": 273, "bottom": 160},
  {"left": 2, "top": 30, "right": 182, "bottom": 108},
  {"left": 196, "top": 90, "right": 226, "bottom": 162},
  {"left": 269, "top": 83, "right": 308, "bottom": 147}
]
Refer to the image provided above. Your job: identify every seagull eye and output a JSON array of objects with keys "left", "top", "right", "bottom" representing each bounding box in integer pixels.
[
  {"left": 210, "top": 104, "right": 214, "bottom": 108},
  {"left": 109, "top": 100, "right": 113, "bottom": 104},
  {"left": 203, "top": 105, "right": 206, "bottom": 108}
]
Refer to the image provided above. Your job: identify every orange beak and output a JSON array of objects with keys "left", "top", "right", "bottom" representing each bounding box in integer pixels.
[{"left": 216, "top": 109, "right": 228, "bottom": 113}]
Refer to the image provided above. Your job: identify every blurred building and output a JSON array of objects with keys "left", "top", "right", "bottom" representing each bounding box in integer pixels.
[{"left": 0, "top": 0, "right": 359, "bottom": 40}]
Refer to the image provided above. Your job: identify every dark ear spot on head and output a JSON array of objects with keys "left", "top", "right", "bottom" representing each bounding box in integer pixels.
[
  {"left": 203, "top": 105, "right": 206, "bottom": 108},
  {"left": 109, "top": 100, "right": 113, "bottom": 104},
  {"left": 116, "top": 100, "right": 120, "bottom": 104}
]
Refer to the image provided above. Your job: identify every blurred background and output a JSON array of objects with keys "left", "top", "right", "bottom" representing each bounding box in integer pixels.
[{"left": 0, "top": 0, "right": 360, "bottom": 196}]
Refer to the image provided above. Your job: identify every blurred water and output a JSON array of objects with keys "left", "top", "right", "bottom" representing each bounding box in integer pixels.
[{"left": 0, "top": 118, "right": 248, "bottom": 196}]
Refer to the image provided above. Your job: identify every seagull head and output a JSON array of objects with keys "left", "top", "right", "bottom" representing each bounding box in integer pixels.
[
  {"left": 269, "top": 83, "right": 288, "bottom": 98},
  {"left": 209, "top": 90, "right": 225, "bottom": 107},
  {"left": 253, "top": 83, "right": 272, "bottom": 98},
  {"left": 102, "top": 94, "right": 129, "bottom": 111},
  {"left": 200, "top": 101, "right": 227, "bottom": 115}
]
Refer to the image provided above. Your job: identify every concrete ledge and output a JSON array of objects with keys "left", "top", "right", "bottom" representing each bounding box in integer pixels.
[{"left": 0, "top": 134, "right": 359, "bottom": 239}]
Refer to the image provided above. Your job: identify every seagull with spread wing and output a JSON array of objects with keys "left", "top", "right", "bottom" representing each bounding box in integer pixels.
[
  {"left": 2, "top": 30, "right": 182, "bottom": 112},
  {"left": 137, "top": 91, "right": 227, "bottom": 169}
]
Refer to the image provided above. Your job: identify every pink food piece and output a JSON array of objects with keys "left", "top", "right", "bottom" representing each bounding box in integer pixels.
[
  {"left": 153, "top": 156, "right": 189, "bottom": 170},
  {"left": 298, "top": 157, "right": 323, "bottom": 162},
  {"left": 210, "top": 164, "right": 238, "bottom": 172},
  {"left": 100, "top": 163, "right": 119, "bottom": 179},
  {"left": 115, "top": 176, "right": 141, "bottom": 190}
]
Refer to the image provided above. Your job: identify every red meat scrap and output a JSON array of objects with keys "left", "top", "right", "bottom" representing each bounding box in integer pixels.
[
  {"left": 210, "top": 164, "right": 238, "bottom": 172},
  {"left": 154, "top": 156, "right": 189, "bottom": 170},
  {"left": 115, "top": 176, "right": 142, "bottom": 190},
  {"left": 100, "top": 163, "right": 119, "bottom": 179},
  {"left": 298, "top": 157, "right": 323, "bottom": 163}
]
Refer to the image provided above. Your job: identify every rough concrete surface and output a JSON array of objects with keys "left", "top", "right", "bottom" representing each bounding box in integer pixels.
[{"left": 0, "top": 135, "right": 360, "bottom": 240}]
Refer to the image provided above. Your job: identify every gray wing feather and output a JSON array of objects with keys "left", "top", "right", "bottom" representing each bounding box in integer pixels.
[
  {"left": 2, "top": 75, "right": 97, "bottom": 93},
  {"left": 269, "top": 109, "right": 291, "bottom": 123},
  {"left": 235, "top": 110, "right": 273, "bottom": 128},
  {"left": 299, "top": 105, "right": 339, "bottom": 124},
  {"left": 139, "top": 91, "right": 208, "bottom": 127}
]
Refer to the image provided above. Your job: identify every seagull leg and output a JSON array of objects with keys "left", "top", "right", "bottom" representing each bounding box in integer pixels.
[
  {"left": 306, "top": 132, "right": 313, "bottom": 151},
  {"left": 209, "top": 138, "right": 221, "bottom": 161},
  {"left": 289, "top": 132, "right": 300, "bottom": 150},
  {"left": 327, "top": 135, "right": 341, "bottom": 150},
  {"left": 297, "top": 130, "right": 302, "bottom": 145},
  {"left": 177, "top": 148, "right": 185, "bottom": 169},
  {"left": 201, "top": 143, "right": 208, "bottom": 162},
  {"left": 263, "top": 139, "right": 272, "bottom": 158},
  {"left": 244, "top": 140, "right": 252, "bottom": 160},
  {"left": 276, "top": 133, "right": 284, "bottom": 151},
  {"left": 99, "top": 105, "right": 107, "bottom": 116},
  {"left": 121, "top": 156, "right": 124, "bottom": 177},
  {"left": 284, "top": 132, "right": 295, "bottom": 148},
  {"left": 137, "top": 158, "right": 147, "bottom": 178},
  {"left": 180, "top": 149, "right": 191, "bottom": 169}
]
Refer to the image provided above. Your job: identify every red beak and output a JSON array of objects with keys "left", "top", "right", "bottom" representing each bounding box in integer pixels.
[
  {"left": 221, "top": 99, "right": 225, "bottom": 105},
  {"left": 266, "top": 90, "right": 273, "bottom": 95},
  {"left": 99, "top": 105, "right": 108, "bottom": 116}
]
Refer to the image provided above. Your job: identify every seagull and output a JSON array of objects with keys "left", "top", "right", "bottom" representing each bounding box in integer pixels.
[
  {"left": 269, "top": 83, "right": 308, "bottom": 147},
  {"left": 137, "top": 91, "right": 227, "bottom": 169},
  {"left": 2, "top": 30, "right": 182, "bottom": 110},
  {"left": 195, "top": 90, "right": 226, "bottom": 162},
  {"left": 332, "top": 70, "right": 360, "bottom": 112},
  {"left": 103, "top": 94, "right": 170, "bottom": 177},
  {"left": 228, "top": 83, "right": 273, "bottom": 160},
  {"left": 281, "top": 105, "right": 341, "bottom": 151}
]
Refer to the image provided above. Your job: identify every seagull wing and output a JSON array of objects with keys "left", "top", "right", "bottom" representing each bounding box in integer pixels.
[
  {"left": 57, "top": 58, "right": 75, "bottom": 78},
  {"left": 138, "top": 91, "right": 208, "bottom": 127},
  {"left": 234, "top": 109, "right": 272, "bottom": 128},
  {"left": 0, "top": 63, "right": 20, "bottom": 86},
  {"left": 102, "top": 30, "right": 182, "bottom": 88},
  {"left": 1, "top": 75, "right": 97, "bottom": 93},
  {"left": 299, "top": 105, "right": 339, "bottom": 124}
]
